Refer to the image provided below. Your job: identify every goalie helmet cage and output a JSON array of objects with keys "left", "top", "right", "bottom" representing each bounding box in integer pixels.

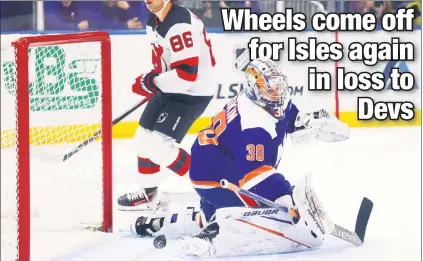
[{"left": 12, "top": 32, "right": 112, "bottom": 261}]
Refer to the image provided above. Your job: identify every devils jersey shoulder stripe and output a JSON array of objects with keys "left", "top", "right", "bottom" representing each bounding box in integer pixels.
[{"left": 147, "top": 5, "right": 191, "bottom": 38}]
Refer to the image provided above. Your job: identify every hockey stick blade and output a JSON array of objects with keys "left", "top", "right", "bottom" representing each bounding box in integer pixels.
[
  {"left": 330, "top": 197, "right": 373, "bottom": 246},
  {"left": 62, "top": 99, "right": 147, "bottom": 161},
  {"left": 354, "top": 197, "right": 373, "bottom": 242},
  {"left": 331, "top": 224, "right": 363, "bottom": 246}
]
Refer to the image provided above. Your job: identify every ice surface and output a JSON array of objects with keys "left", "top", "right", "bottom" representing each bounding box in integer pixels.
[{"left": 1, "top": 127, "right": 421, "bottom": 261}]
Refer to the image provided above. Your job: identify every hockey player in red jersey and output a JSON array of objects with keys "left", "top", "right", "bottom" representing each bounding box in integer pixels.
[{"left": 117, "top": 0, "right": 217, "bottom": 210}]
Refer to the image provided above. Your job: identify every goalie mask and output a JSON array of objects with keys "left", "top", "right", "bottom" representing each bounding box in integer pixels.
[{"left": 244, "top": 58, "right": 290, "bottom": 119}]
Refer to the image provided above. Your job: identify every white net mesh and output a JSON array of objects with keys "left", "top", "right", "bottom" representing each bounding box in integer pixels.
[{"left": 1, "top": 36, "right": 108, "bottom": 261}]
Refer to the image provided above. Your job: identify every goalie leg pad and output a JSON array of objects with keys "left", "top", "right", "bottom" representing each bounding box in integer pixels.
[
  {"left": 214, "top": 206, "right": 323, "bottom": 254},
  {"left": 292, "top": 173, "right": 335, "bottom": 240},
  {"left": 145, "top": 204, "right": 203, "bottom": 239},
  {"left": 181, "top": 206, "right": 321, "bottom": 258}
]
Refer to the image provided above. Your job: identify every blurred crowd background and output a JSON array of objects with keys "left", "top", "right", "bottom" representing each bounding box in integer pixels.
[{"left": 0, "top": 0, "right": 421, "bottom": 32}]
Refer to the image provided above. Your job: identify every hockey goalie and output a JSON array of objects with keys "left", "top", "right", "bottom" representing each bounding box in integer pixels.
[{"left": 133, "top": 58, "right": 350, "bottom": 257}]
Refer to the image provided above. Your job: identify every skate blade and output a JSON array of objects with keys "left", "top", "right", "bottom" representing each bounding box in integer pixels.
[{"left": 117, "top": 204, "right": 155, "bottom": 212}]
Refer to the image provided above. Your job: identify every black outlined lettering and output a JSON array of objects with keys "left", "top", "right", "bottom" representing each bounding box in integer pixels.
[
  {"left": 348, "top": 38, "right": 414, "bottom": 66},
  {"left": 400, "top": 102, "right": 416, "bottom": 120},
  {"left": 390, "top": 68, "right": 415, "bottom": 91},
  {"left": 337, "top": 68, "right": 385, "bottom": 91},
  {"left": 220, "top": 7, "right": 418, "bottom": 125},
  {"left": 220, "top": 8, "right": 307, "bottom": 32},
  {"left": 357, "top": 97, "right": 415, "bottom": 121},
  {"left": 381, "top": 8, "right": 415, "bottom": 31},
  {"left": 312, "top": 12, "right": 376, "bottom": 31},
  {"left": 221, "top": 8, "right": 245, "bottom": 31},
  {"left": 286, "top": 9, "right": 307, "bottom": 31},
  {"left": 272, "top": 9, "right": 307, "bottom": 31},
  {"left": 259, "top": 12, "right": 273, "bottom": 31},
  {"left": 308, "top": 67, "right": 331, "bottom": 91},
  {"left": 288, "top": 37, "right": 343, "bottom": 62},
  {"left": 248, "top": 37, "right": 284, "bottom": 60}
]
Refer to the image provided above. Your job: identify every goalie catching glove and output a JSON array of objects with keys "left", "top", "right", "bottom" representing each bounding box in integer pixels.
[
  {"left": 132, "top": 71, "right": 162, "bottom": 100},
  {"left": 291, "top": 109, "right": 350, "bottom": 144}
]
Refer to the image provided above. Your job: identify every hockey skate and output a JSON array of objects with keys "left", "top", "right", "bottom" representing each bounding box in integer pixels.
[{"left": 117, "top": 187, "right": 158, "bottom": 211}]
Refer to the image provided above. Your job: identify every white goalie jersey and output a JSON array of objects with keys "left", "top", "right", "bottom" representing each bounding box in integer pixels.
[{"left": 146, "top": 4, "right": 217, "bottom": 96}]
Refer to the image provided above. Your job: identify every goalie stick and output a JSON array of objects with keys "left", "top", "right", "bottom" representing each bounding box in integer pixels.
[
  {"left": 62, "top": 99, "right": 148, "bottom": 161},
  {"left": 220, "top": 179, "right": 373, "bottom": 247}
]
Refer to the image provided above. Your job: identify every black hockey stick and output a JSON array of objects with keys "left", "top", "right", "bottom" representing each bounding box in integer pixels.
[
  {"left": 62, "top": 99, "right": 148, "bottom": 161},
  {"left": 355, "top": 197, "right": 373, "bottom": 242},
  {"left": 220, "top": 179, "right": 373, "bottom": 247},
  {"left": 325, "top": 197, "right": 373, "bottom": 246}
]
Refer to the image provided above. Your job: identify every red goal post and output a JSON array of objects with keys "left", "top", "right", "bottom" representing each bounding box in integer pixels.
[{"left": 11, "top": 32, "right": 112, "bottom": 261}]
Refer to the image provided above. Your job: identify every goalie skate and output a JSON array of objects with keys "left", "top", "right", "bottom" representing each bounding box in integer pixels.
[{"left": 179, "top": 222, "right": 219, "bottom": 257}]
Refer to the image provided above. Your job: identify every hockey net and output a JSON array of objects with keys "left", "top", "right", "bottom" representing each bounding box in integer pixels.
[{"left": 0, "top": 32, "right": 112, "bottom": 261}]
